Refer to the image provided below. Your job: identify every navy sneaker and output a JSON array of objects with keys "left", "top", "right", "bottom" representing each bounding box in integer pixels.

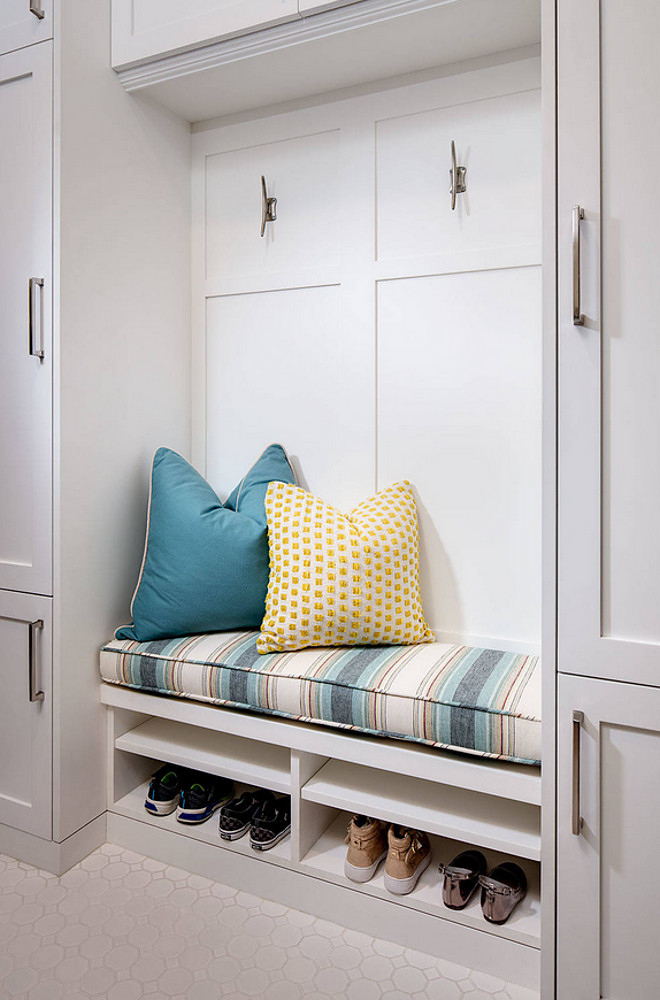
[
  {"left": 145, "top": 764, "right": 186, "bottom": 816},
  {"left": 177, "top": 774, "right": 235, "bottom": 824}
]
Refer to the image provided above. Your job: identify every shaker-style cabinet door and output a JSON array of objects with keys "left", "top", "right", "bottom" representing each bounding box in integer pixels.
[
  {"left": 0, "top": 0, "right": 52, "bottom": 56},
  {"left": 556, "top": 673, "right": 660, "bottom": 999},
  {"left": 558, "top": 0, "right": 660, "bottom": 687},
  {"left": 0, "top": 42, "right": 52, "bottom": 595},
  {"left": 0, "top": 590, "right": 52, "bottom": 840},
  {"left": 111, "top": 0, "right": 300, "bottom": 69}
]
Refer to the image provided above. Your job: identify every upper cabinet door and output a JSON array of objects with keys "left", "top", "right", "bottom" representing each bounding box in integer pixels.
[
  {"left": 558, "top": 0, "right": 660, "bottom": 687},
  {"left": 111, "top": 0, "right": 300, "bottom": 69},
  {"left": 0, "top": 43, "right": 52, "bottom": 596},
  {"left": 0, "top": 0, "right": 53, "bottom": 56}
]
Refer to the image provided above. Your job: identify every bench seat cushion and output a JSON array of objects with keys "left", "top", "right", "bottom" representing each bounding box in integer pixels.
[{"left": 100, "top": 632, "right": 541, "bottom": 764}]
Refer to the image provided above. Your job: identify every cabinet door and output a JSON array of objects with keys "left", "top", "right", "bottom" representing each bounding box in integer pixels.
[
  {"left": 558, "top": 0, "right": 660, "bottom": 686},
  {"left": 557, "top": 673, "right": 660, "bottom": 999},
  {"left": 0, "top": 590, "right": 52, "bottom": 839},
  {"left": 0, "top": 0, "right": 52, "bottom": 56},
  {"left": 0, "top": 42, "right": 52, "bottom": 596},
  {"left": 111, "top": 0, "right": 299, "bottom": 69}
]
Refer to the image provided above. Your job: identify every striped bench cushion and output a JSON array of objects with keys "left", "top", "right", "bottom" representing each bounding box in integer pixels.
[{"left": 100, "top": 632, "right": 541, "bottom": 764}]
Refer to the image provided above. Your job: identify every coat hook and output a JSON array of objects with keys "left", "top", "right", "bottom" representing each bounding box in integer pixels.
[
  {"left": 260, "top": 175, "right": 277, "bottom": 237},
  {"left": 449, "top": 140, "right": 467, "bottom": 210}
]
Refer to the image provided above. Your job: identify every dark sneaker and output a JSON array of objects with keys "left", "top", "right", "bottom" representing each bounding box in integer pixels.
[
  {"left": 249, "top": 794, "right": 291, "bottom": 851},
  {"left": 176, "top": 774, "right": 235, "bottom": 824},
  {"left": 219, "top": 789, "right": 272, "bottom": 841},
  {"left": 145, "top": 764, "right": 186, "bottom": 816}
]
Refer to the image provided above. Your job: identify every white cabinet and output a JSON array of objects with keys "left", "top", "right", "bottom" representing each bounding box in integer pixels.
[
  {"left": 557, "top": 673, "right": 660, "bottom": 999},
  {"left": 0, "top": 41, "right": 52, "bottom": 596},
  {"left": 111, "top": 0, "right": 299, "bottom": 69},
  {"left": 0, "top": 0, "right": 52, "bottom": 56},
  {"left": 0, "top": 590, "right": 52, "bottom": 840},
  {"left": 558, "top": 0, "right": 660, "bottom": 688}
]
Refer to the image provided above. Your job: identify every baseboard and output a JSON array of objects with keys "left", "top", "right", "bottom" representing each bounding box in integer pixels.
[
  {"left": 0, "top": 813, "right": 107, "bottom": 876},
  {"left": 107, "top": 811, "right": 540, "bottom": 990}
]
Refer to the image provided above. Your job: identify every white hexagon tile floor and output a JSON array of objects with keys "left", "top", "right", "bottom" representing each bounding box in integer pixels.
[{"left": 0, "top": 846, "right": 539, "bottom": 1000}]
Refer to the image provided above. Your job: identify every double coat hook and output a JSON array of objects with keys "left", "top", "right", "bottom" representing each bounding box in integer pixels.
[
  {"left": 260, "top": 175, "right": 277, "bottom": 237},
  {"left": 449, "top": 140, "right": 467, "bottom": 210}
]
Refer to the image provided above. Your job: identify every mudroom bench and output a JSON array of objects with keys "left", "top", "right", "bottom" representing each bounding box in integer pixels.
[{"left": 100, "top": 634, "right": 541, "bottom": 989}]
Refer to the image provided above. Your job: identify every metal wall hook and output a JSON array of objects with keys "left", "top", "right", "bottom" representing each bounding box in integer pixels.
[
  {"left": 449, "top": 140, "right": 467, "bottom": 210},
  {"left": 260, "top": 175, "right": 277, "bottom": 237}
]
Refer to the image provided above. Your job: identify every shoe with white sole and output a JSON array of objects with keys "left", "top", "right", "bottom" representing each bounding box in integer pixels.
[
  {"left": 176, "top": 774, "right": 235, "bottom": 824},
  {"left": 344, "top": 815, "right": 388, "bottom": 883},
  {"left": 383, "top": 826, "right": 431, "bottom": 895},
  {"left": 144, "top": 764, "right": 186, "bottom": 817}
]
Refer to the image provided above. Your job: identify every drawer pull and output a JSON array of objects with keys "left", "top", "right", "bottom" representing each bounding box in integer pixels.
[
  {"left": 572, "top": 205, "right": 585, "bottom": 325},
  {"left": 260, "top": 175, "right": 277, "bottom": 237},
  {"left": 572, "top": 710, "right": 584, "bottom": 835},
  {"left": 29, "top": 0, "right": 45, "bottom": 19},
  {"left": 0, "top": 615, "right": 45, "bottom": 702}
]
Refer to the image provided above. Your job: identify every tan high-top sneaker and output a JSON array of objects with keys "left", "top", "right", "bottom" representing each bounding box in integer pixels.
[
  {"left": 384, "top": 825, "right": 431, "bottom": 895},
  {"left": 344, "top": 815, "right": 388, "bottom": 883}
]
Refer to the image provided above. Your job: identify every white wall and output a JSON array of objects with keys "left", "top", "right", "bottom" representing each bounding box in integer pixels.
[
  {"left": 193, "top": 57, "right": 542, "bottom": 652},
  {"left": 54, "top": 0, "right": 192, "bottom": 841}
]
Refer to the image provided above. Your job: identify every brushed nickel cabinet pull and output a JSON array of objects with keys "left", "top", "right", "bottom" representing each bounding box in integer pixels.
[
  {"left": 572, "top": 205, "right": 585, "bottom": 325},
  {"left": 0, "top": 615, "right": 45, "bottom": 702},
  {"left": 28, "top": 277, "right": 45, "bottom": 361},
  {"left": 449, "top": 140, "right": 467, "bottom": 211},
  {"left": 572, "top": 710, "right": 584, "bottom": 835},
  {"left": 29, "top": 0, "right": 45, "bottom": 19}
]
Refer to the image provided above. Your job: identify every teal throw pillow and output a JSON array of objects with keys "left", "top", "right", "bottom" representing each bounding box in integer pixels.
[{"left": 115, "top": 444, "right": 296, "bottom": 642}]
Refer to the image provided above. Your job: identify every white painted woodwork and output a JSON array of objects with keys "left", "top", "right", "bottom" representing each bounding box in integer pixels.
[
  {"left": 302, "top": 759, "right": 541, "bottom": 859},
  {"left": 205, "top": 285, "right": 375, "bottom": 512},
  {"left": 52, "top": 0, "right": 192, "bottom": 842},
  {"left": 305, "top": 812, "right": 541, "bottom": 948},
  {"left": 111, "top": 0, "right": 300, "bottom": 70},
  {"left": 378, "top": 266, "right": 542, "bottom": 644},
  {"left": 557, "top": 673, "right": 660, "bottom": 999},
  {"left": 205, "top": 129, "right": 340, "bottom": 278},
  {"left": 0, "top": 0, "right": 52, "bottom": 55},
  {"left": 0, "top": 42, "right": 52, "bottom": 596},
  {"left": 108, "top": 809, "right": 539, "bottom": 989},
  {"left": 196, "top": 61, "right": 542, "bottom": 644},
  {"left": 0, "top": 590, "right": 52, "bottom": 840},
  {"left": 101, "top": 683, "right": 542, "bottom": 805},
  {"left": 106, "top": 708, "right": 540, "bottom": 985},
  {"left": 115, "top": 718, "right": 292, "bottom": 793},
  {"left": 558, "top": 0, "right": 660, "bottom": 685},
  {"left": 376, "top": 89, "right": 541, "bottom": 262},
  {"left": 114, "top": 0, "right": 541, "bottom": 123}
]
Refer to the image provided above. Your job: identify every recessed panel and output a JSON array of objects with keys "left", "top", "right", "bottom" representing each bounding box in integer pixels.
[
  {"left": 601, "top": 723, "right": 660, "bottom": 999},
  {"left": 377, "top": 267, "right": 542, "bottom": 643},
  {"left": 132, "top": 0, "right": 235, "bottom": 35},
  {"left": 206, "top": 285, "right": 374, "bottom": 511},
  {"left": 205, "top": 130, "right": 340, "bottom": 279},
  {"left": 376, "top": 90, "right": 541, "bottom": 262},
  {"left": 601, "top": 0, "right": 660, "bottom": 644}
]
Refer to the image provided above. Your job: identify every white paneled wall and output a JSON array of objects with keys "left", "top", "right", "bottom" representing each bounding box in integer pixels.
[{"left": 194, "top": 57, "right": 542, "bottom": 649}]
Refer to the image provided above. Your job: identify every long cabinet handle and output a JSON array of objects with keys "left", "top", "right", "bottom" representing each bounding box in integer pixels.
[
  {"left": 29, "top": 1, "right": 45, "bottom": 19},
  {"left": 0, "top": 614, "right": 45, "bottom": 702},
  {"left": 28, "top": 277, "right": 45, "bottom": 361},
  {"left": 572, "top": 710, "right": 584, "bottom": 835},
  {"left": 572, "top": 205, "right": 585, "bottom": 326}
]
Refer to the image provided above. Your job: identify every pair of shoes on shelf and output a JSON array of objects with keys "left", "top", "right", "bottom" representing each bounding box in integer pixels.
[
  {"left": 145, "top": 764, "right": 234, "bottom": 825},
  {"left": 344, "top": 815, "right": 431, "bottom": 895},
  {"left": 438, "top": 850, "right": 527, "bottom": 924},
  {"left": 220, "top": 790, "right": 291, "bottom": 852}
]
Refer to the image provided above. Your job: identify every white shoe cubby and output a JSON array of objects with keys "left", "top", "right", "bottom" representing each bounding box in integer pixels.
[{"left": 103, "top": 684, "right": 541, "bottom": 988}]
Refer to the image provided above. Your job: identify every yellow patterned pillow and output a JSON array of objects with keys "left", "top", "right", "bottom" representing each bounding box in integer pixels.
[{"left": 258, "top": 481, "right": 434, "bottom": 653}]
